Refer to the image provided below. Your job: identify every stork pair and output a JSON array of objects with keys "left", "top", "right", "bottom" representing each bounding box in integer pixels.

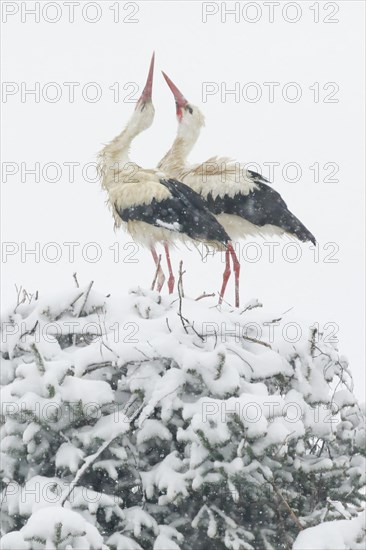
[{"left": 99, "top": 54, "right": 315, "bottom": 307}]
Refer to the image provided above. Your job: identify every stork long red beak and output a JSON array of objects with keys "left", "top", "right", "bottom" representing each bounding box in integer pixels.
[
  {"left": 136, "top": 52, "right": 155, "bottom": 107},
  {"left": 162, "top": 71, "right": 188, "bottom": 111}
]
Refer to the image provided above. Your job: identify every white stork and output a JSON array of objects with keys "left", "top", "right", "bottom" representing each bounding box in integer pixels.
[
  {"left": 98, "top": 55, "right": 231, "bottom": 295},
  {"left": 158, "top": 72, "right": 316, "bottom": 306}
]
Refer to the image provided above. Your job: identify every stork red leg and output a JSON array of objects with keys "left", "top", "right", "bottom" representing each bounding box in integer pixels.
[
  {"left": 150, "top": 246, "right": 165, "bottom": 292},
  {"left": 164, "top": 242, "right": 175, "bottom": 294},
  {"left": 228, "top": 243, "right": 241, "bottom": 308},
  {"left": 219, "top": 249, "right": 231, "bottom": 305}
]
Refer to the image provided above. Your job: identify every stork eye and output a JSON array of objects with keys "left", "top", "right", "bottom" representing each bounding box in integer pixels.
[{"left": 186, "top": 105, "right": 193, "bottom": 114}]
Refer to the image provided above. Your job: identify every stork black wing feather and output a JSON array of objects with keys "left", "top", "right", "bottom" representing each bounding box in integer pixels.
[
  {"left": 207, "top": 181, "right": 316, "bottom": 245},
  {"left": 159, "top": 178, "right": 230, "bottom": 244},
  {"left": 116, "top": 178, "right": 230, "bottom": 246},
  {"left": 247, "top": 169, "right": 271, "bottom": 185}
]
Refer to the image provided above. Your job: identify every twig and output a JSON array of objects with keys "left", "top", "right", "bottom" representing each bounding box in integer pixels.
[
  {"left": 309, "top": 437, "right": 321, "bottom": 455},
  {"left": 14, "top": 284, "right": 25, "bottom": 314},
  {"left": 77, "top": 281, "right": 94, "bottom": 318},
  {"left": 270, "top": 479, "right": 303, "bottom": 531},
  {"left": 189, "top": 322, "right": 205, "bottom": 342},
  {"left": 172, "top": 262, "right": 204, "bottom": 342},
  {"left": 165, "top": 317, "right": 172, "bottom": 333},
  {"left": 54, "top": 292, "right": 84, "bottom": 321},
  {"left": 239, "top": 300, "right": 263, "bottom": 314},
  {"left": 83, "top": 357, "right": 162, "bottom": 376},
  {"left": 71, "top": 281, "right": 94, "bottom": 346},
  {"left": 134, "top": 346, "right": 152, "bottom": 360},
  {"left": 243, "top": 335, "right": 272, "bottom": 349},
  {"left": 309, "top": 327, "right": 317, "bottom": 358},
  {"left": 100, "top": 339, "right": 119, "bottom": 358},
  {"left": 226, "top": 346, "right": 254, "bottom": 372},
  {"left": 177, "top": 261, "right": 188, "bottom": 334},
  {"left": 178, "top": 260, "right": 185, "bottom": 299},
  {"left": 273, "top": 432, "right": 296, "bottom": 458},
  {"left": 195, "top": 292, "right": 215, "bottom": 301},
  {"left": 19, "top": 320, "right": 39, "bottom": 342},
  {"left": 73, "top": 272, "right": 80, "bottom": 288},
  {"left": 14, "top": 286, "right": 37, "bottom": 312},
  {"left": 122, "top": 394, "right": 140, "bottom": 417},
  {"left": 281, "top": 307, "right": 294, "bottom": 316},
  {"left": 129, "top": 402, "right": 145, "bottom": 422},
  {"left": 317, "top": 440, "right": 325, "bottom": 458}
]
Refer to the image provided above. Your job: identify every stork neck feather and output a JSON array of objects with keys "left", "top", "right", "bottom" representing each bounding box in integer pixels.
[
  {"left": 99, "top": 125, "right": 141, "bottom": 192},
  {"left": 158, "top": 104, "right": 204, "bottom": 175},
  {"left": 101, "top": 115, "right": 146, "bottom": 167},
  {"left": 105, "top": 127, "right": 135, "bottom": 164},
  {"left": 101, "top": 103, "right": 155, "bottom": 166},
  {"left": 159, "top": 130, "right": 199, "bottom": 175}
]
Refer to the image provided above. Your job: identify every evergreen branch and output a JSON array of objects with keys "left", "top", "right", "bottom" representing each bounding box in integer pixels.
[
  {"left": 83, "top": 361, "right": 115, "bottom": 374},
  {"left": 60, "top": 440, "right": 113, "bottom": 506},
  {"left": 30, "top": 343, "right": 46, "bottom": 374},
  {"left": 61, "top": 400, "right": 144, "bottom": 507}
]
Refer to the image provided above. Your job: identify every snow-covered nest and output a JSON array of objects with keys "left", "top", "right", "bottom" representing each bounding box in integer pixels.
[{"left": 0, "top": 283, "right": 365, "bottom": 549}]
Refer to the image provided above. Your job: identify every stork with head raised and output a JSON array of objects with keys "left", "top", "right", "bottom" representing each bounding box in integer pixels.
[
  {"left": 98, "top": 55, "right": 231, "bottom": 295},
  {"left": 158, "top": 72, "right": 316, "bottom": 306}
]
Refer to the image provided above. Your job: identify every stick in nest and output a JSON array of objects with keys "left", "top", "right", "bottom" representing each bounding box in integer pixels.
[
  {"left": 177, "top": 261, "right": 188, "bottom": 334},
  {"left": 195, "top": 292, "right": 215, "bottom": 301},
  {"left": 176, "top": 262, "right": 204, "bottom": 342}
]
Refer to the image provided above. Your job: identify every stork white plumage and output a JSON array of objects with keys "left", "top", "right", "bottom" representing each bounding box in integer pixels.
[
  {"left": 158, "top": 72, "right": 316, "bottom": 307},
  {"left": 98, "top": 55, "right": 231, "bottom": 295}
]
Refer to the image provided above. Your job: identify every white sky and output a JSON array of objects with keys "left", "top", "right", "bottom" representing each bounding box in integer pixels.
[{"left": 1, "top": 1, "right": 365, "bottom": 397}]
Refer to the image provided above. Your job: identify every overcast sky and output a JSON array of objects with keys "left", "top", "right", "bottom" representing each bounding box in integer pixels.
[{"left": 1, "top": 1, "right": 365, "bottom": 397}]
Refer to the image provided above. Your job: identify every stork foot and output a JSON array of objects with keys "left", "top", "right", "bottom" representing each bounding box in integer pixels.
[
  {"left": 219, "top": 249, "right": 231, "bottom": 305},
  {"left": 167, "top": 274, "right": 175, "bottom": 294},
  {"left": 150, "top": 246, "right": 166, "bottom": 293},
  {"left": 228, "top": 243, "right": 241, "bottom": 308},
  {"left": 164, "top": 242, "right": 175, "bottom": 294},
  {"left": 156, "top": 270, "right": 166, "bottom": 292}
]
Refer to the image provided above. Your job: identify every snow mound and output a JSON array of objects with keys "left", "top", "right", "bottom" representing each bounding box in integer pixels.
[{"left": 294, "top": 510, "right": 366, "bottom": 550}]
